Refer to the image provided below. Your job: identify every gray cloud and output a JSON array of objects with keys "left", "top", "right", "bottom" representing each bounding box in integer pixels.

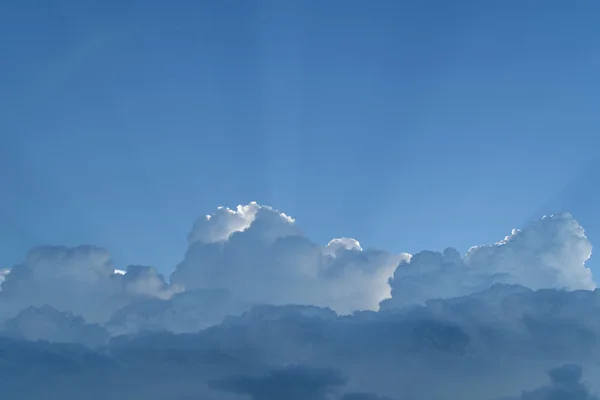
[
  {"left": 0, "top": 284, "right": 599, "bottom": 399},
  {"left": 507, "top": 364, "right": 598, "bottom": 400},
  {"left": 2, "top": 305, "right": 108, "bottom": 347},
  {"left": 214, "top": 365, "right": 347, "bottom": 400}
]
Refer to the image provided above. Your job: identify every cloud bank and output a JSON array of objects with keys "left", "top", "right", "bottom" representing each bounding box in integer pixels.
[{"left": 0, "top": 202, "right": 598, "bottom": 399}]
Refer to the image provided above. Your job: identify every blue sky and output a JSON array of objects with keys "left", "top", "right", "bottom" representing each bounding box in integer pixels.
[{"left": 1, "top": 1, "right": 599, "bottom": 274}]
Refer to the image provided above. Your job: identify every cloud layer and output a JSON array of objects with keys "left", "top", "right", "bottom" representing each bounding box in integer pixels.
[{"left": 0, "top": 202, "right": 599, "bottom": 399}]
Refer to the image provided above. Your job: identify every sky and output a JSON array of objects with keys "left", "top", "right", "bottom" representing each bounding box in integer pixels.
[
  {"left": 3, "top": 3, "right": 600, "bottom": 398},
  {"left": 1, "top": 0, "right": 600, "bottom": 275}
]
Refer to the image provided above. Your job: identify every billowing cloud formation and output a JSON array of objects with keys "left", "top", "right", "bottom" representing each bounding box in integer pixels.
[
  {"left": 1, "top": 202, "right": 600, "bottom": 399},
  {"left": 381, "top": 212, "right": 595, "bottom": 309},
  {"left": 171, "top": 202, "right": 406, "bottom": 315},
  {"left": 0, "top": 246, "right": 178, "bottom": 323},
  {"left": 0, "top": 203, "right": 596, "bottom": 335},
  {"left": 187, "top": 202, "right": 267, "bottom": 244}
]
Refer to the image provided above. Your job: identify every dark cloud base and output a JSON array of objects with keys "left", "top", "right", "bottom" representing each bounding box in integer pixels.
[{"left": 1, "top": 284, "right": 599, "bottom": 399}]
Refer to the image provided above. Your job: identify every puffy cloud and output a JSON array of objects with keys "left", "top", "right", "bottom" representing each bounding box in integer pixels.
[
  {"left": 177, "top": 205, "right": 595, "bottom": 317},
  {"left": 465, "top": 212, "right": 594, "bottom": 290},
  {"left": 0, "top": 246, "right": 179, "bottom": 324},
  {"left": 187, "top": 202, "right": 297, "bottom": 245},
  {"left": 171, "top": 202, "right": 406, "bottom": 315},
  {"left": 381, "top": 213, "right": 595, "bottom": 310},
  {"left": 117, "top": 264, "right": 183, "bottom": 300},
  {"left": 0, "top": 203, "right": 404, "bottom": 333},
  {"left": 324, "top": 237, "right": 363, "bottom": 255},
  {"left": 0, "top": 245, "right": 119, "bottom": 323},
  {"left": 0, "top": 204, "right": 596, "bottom": 336}
]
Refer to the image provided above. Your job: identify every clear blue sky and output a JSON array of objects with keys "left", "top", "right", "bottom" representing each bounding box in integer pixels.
[{"left": 1, "top": 1, "right": 599, "bottom": 274}]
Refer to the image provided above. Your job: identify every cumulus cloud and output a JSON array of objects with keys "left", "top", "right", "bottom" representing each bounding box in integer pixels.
[
  {"left": 1, "top": 203, "right": 402, "bottom": 333},
  {"left": 117, "top": 264, "right": 183, "bottom": 300},
  {"left": 1, "top": 203, "right": 594, "bottom": 333},
  {"left": 186, "top": 202, "right": 300, "bottom": 245},
  {"left": 1, "top": 202, "right": 600, "bottom": 399},
  {"left": 0, "top": 246, "right": 179, "bottom": 324},
  {"left": 171, "top": 202, "right": 406, "bottom": 315},
  {"left": 381, "top": 213, "right": 595, "bottom": 310}
]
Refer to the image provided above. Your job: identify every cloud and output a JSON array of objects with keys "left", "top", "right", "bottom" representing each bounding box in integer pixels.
[
  {"left": 213, "top": 365, "right": 394, "bottom": 400},
  {"left": 340, "top": 393, "right": 395, "bottom": 400},
  {"left": 0, "top": 246, "right": 179, "bottom": 324},
  {"left": 117, "top": 264, "right": 183, "bottom": 300},
  {"left": 105, "top": 288, "right": 247, "bottom": 335},
  {"left": 509, "top": 364, "right": 598, "bottom": 400},
  {"left": 0, "top": 204, "right": 594, "bottom": 333},
  {"left": 171, "top": 202, "right": 406, "bottom": 315},
  {"left": 381, "top": 213, "right": 595, "bottom": 310},
  {"left": 214, "top": 365, "right": 347, "bottom": 400},
  {"left": 0, "top": 268, "right": 9, "bottom": 287},
  {"left": 0, "top": 202, "right": 599, "bottom": 399},
  {"left": 2, "top": 285, "right": 600, "bottom": 399},
  {"left": 2, "top": 305, "right": 108, "bottom": 347},
  {"left": 187, "top": 202, "right": 264, "bottom": 244}
]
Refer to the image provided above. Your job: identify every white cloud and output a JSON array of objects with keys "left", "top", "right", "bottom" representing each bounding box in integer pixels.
[
  {"left": 118, "top": 264, "right": 183, "bottom": 300},
  {"left": 0, "top": 246, "right": 180, "bottom": 324},
  {"left": 465, "top": 212, "right": 594, "bottom": 290},
  {"left": 0, "top": 268, "right": 9, "bottom": 289},
  {"left": 187, "top": 202, "right": 296, "bottom": 245},
  {"left": 0, "top": 204, "right": 596, "bottom": 336},
  {"left": 381, "top": 213, "right": 595, "bottom": 310},
  {"left": 171, "top": 202, "right": 405, "bottom": 315}
]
